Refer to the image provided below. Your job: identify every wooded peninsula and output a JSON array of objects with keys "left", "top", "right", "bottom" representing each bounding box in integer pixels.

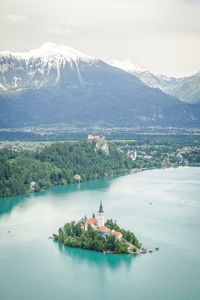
[
  {"left": 0, "top": 134, "right": 199, "bottom": 199},
  {"left": 0, "top": 137, "right": 133, "bottom": 198}
]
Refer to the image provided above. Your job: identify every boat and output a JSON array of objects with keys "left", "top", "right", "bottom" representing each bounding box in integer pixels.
[
  {"left": 140, "top": 248, "right": 147, "bottom": 253},
  {"left": 155, "top": 247, "right": 159, "bottom": 250},
  {"left": 148, "top": 250, "right": 153, "bottom": 253}
]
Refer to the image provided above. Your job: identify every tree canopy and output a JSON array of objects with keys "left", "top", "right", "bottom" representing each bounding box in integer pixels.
[
  {"left": 0, "top": 140, "right": 133, "bottom": 198},
  {"left": 54, "top": 219, "right": 141, "bottom": 254}
]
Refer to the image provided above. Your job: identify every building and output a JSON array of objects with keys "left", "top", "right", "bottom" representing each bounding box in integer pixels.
[
  {"left": 30, "top": 181, "right": 36, "bottom": 190},
  {"left": 84, "top": 202, "right": 104, "bottom": 231},
  {"left": 84, "top": 213, "right": 98, "bottom": 231},
  {"left": 98, "top": 201, "right": 104, "bottom": 227},
  {"left": 74, "top": 174, "right": 81, "bottom": 181},
  {"left": 98, "top": 226, "right": 111, "bottom": 237},
  {"left": 84, "top": 201, "right": 123, "bottom": 240},
  {"left": 87, "top": 134, "right": 105, "bottom": 142},
  {"left": 112, "top": 231, "right": 122, "bottom": 240},
  {"left": 87, "top": 134, "right": 100, "bottom": 142}
]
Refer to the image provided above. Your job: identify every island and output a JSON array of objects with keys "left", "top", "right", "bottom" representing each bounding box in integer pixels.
[{"left": 53, "top": 201, "right": 142, "bottom": 254}]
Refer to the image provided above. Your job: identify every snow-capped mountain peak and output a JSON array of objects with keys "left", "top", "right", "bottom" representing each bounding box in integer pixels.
[
  {"left": 0, "top": 43, "right": 100, "bottom": 92},
  {"left": 0, "top": 42, "right": 96, "bottom": 64}
]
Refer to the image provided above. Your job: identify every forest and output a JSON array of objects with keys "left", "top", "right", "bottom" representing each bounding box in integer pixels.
[
  {"left": 1, "top": 135, "right": 200, "bottom": 199},
  {"left": 0, "top": 140, "right": 133, "bottom": 198}
]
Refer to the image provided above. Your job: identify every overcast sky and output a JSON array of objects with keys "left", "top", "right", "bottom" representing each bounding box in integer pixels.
[{"left": 0, "top": 0, "right": 200, "bottom": 77}]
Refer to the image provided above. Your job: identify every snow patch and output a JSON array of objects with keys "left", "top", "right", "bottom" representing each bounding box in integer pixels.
[
  {"left": 55, "top": 61, "right": 60, "bottom": 84},
  {"left": 108, "top": 59, "right": 146, "bottom": 74},
  {"left": 0, "top": 64, "right": 9, "bottom": 73},
  {"left": 13, "top": 76, "right": 21, "bottom": 88},
  {"left": 0, "top": 83, "right": 7, "bottom": 90}
]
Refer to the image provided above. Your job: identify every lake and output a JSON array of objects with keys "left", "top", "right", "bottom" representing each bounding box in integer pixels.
[{"left": 0, "top": 167, "right": 200, "bottom": 300}]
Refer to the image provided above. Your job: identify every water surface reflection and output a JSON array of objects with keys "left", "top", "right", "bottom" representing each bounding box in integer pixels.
[
  {"left": 0, "top": 177, "right": 115, "bottom": 217},
  {"left": 56, "top": 241, "right": 138, "bottom": 271}
]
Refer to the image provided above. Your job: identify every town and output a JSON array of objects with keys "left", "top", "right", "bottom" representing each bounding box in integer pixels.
[{"left": 1, "top": 133, "right": 200, "bottom": 169}]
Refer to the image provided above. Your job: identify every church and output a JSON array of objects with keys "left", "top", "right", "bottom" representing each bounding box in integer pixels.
[
  {"left": 84, "top": 201, "right": 104, "bottom": 231},
  {"left": 84, "top": 201, "right": 122, "bottom": 239}
]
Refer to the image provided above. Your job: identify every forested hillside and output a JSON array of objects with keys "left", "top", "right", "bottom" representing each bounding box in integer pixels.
[{"left": 0, "top": 140, "right": 133, "bottom": 198}]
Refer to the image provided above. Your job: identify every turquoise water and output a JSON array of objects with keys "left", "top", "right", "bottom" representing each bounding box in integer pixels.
[{"left": 0, "top": 167, "right": 200, "bottom": 300}]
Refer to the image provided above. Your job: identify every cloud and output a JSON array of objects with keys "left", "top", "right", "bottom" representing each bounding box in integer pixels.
[
  {"left": 181, "top": 0, "right": 200, "bottom": 4},
  {"left": 5, "top": 14, "right": 28, "bottom": 25},
  {"left": 48, "top": 27, "right": 74, "bottom": 35}
]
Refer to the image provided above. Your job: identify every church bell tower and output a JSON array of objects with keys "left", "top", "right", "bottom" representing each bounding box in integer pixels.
[{"left": 98, "top": 201, "right": 104, "bottom": 227}]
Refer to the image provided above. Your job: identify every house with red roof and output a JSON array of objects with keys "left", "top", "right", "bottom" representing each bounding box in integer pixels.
[
  {"left": 112, "top": 231, "right": 122, "bottom": 240},
  {"left": 87, "top": 134, "right": 100, "bottom": 142},
  {"left": 87, "top": 134, "right": 105, "bottom": 143},
  {"left": 84, "top": 214, "right": 98, "bottom": 231},
  {"left": 98, "top": 226, "right": 111, "bottom": 237}
]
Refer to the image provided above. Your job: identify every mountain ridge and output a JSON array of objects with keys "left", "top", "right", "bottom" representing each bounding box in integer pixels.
[
  {"left": 0, "top": 43, "right": 200, "bottom": 128},
  {"left": 108, "top": 59, "right": 200, "bottom": 104}
]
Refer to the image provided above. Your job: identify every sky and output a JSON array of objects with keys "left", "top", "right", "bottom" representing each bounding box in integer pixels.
[{"left": 0, "top": 0, "right": 200, "bottom": 77}]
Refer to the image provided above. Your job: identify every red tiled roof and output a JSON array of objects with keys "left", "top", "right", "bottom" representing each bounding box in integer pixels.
[
  {"left": 112, "top": 231, "right": 122, "bottom": 237},
  {"left": 85, "top": 217, "right": 98, "bottom": 225},
  {"left": 98, "top": 226, "right": 111, "bottom": 232}
]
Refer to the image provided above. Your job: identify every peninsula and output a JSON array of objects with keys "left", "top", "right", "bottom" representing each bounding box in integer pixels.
[
  {"left": 1, "top": 133, "right": 199, "bottom": 199},
  {"left": 0, "top": 136, "right": 133, "bottom": 199},
  {"left": 53, "top": 201, "right": 142, "bottom": 254}
]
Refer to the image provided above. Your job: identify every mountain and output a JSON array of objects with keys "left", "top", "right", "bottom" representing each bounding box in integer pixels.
[
  {"left": 0, "top": 43, "right": 99, "bottom": 93},
  {"left": 0, "top": 43, "right": 200, "bottom": 128},
  {"left": 109, "top": 59, "right": 200, "bottom": 104},
  {"left": 171, "top": 72, "right": 200, "bottom": 104}
]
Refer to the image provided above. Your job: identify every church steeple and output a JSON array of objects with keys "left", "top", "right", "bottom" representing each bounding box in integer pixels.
[
  {"left": 99, "top": 201, "right": 104, "bottom": 213},
  {"left": 98, "top": 201, "right": 104, "bottom": 227}
]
